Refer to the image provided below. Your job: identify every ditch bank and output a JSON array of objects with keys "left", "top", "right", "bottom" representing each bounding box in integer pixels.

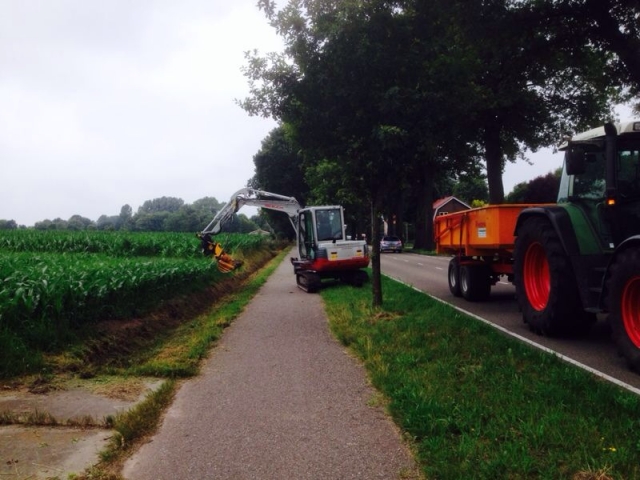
[{"left": 0, "top": 247, "right": 283, "bottom": 479}]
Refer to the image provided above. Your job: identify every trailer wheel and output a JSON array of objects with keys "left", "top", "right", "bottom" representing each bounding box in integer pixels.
[
  {"left": 607, "top": 248, "right": 640, "bottom": 372},
  {"left": 514, "top": 217, "right": 582, "bottom": 336},
  {"left": 459, "top": 264, "right": 491, "bottom": 302},
  {"left": 448, "top": 257, "right": 462, "bottom": 297}
]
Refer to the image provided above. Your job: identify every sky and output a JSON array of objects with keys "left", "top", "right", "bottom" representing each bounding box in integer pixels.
[
  {"left": 1, "top": 0, "right": 283, "bottom": 226},
  {"left": 0, "top": 2, "right": 636, "bottom": 227}
]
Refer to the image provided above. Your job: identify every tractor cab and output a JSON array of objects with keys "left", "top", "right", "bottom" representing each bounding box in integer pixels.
[{"left": 559, "top": 120, "right": 640, "bottom": 249}]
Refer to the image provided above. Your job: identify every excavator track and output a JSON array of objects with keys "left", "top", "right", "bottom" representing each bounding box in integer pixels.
[{"left": 296, "top": 272, "right": 321, "bottom": 293}]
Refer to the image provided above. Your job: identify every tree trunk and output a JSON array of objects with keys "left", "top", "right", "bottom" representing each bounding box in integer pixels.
[
  {"left": 370, "top": 199, "right": 383, "bottom": 307},
  {"left": 424, "top": 166, "right": 435, "bottom": 251},
  {"left": 392, "top": 194, "right": 404, "bottom": 240},
  {"left": 484, "top": 124, "right": 505, "bottom": 204},
  {"left": 413, "top": 159, "right": 436, "bottom": 250}
]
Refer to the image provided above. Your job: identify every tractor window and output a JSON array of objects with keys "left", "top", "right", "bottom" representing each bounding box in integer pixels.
[
  {"left": 617, "top": 149, "right": 640, "bottom": 199},
  {"left": 572, "top": 152, "right": 606, "bottom": 200},
  {"left": 315, "top": 208, "right": 343, "bottom": 241}
]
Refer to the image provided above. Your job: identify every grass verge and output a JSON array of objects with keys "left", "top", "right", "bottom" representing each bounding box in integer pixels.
[
  {"left": 321, "top": 274, "right": 640, "bottom": 480},
  {"left": 125, "top": 248, "right": 288, "bottom": 377}
]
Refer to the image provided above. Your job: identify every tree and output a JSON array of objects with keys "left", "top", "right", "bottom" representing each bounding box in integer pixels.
[
  {"left": 0, "top": 220, "right": 17, "bottom": 230},
  {"left": 250, "top": 125, "right": 309, "bottom": 239},
  {"left": 537, "top": 0, "right": 640, "bottom": 102},
  {"left": 223, "top": 213, "right": 259, "bottom": 234},
  {"left": 137, "top": 197, "right": 184, "bottom": 215},
  {"left": 452, "top": 0, "right": 620, "bottom": 204},
  {"left": 67, "top": 215, "right": 94, "bottom": 231},
  {"left": 250, "top": 214, "right": 275, "bottom": 234},
  {"left": 96, "top": 215, "right": 118, "bottom": 230},
  {"left": 164, "top": 206, "right": 202, "bottom": 232},
  {"left": 34, "top": 219, "right": 52, "bottom": 230},
  {"left": 118, "top": 204, "right": 133, "bottom": 230},
  {"left": 243, "top": 0, "right": 480, "bottom": 303},
  {"left": 242, "top": 0, "right": 414, "bottom": 305},
  {"left": 506, "top": 169, "right": 562, "bottom": 204},
  {"left": 133, "top": 212, "right": 170, "bottom": 231},
  {"left": 242, "top": 0, "right": 624, "bottom": 303},
  {"left": 452, "top": 174, "right": 490, "bottom": 206},
  {"left": 192, "top": 197, "right": 225, "bottom": 229},
  {"left": 50, "top": 218, "right": 68, "bottom": 229}
]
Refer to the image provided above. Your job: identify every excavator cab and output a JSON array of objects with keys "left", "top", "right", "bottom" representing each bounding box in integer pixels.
[{"left": 296, "top": 207, "right": 345, "bottom": 260}]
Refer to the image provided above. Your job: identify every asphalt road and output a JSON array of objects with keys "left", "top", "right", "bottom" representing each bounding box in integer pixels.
[
  {"left": 123, "top": 252, "right": 418, "bottom": 480},
  {"left": 380, "top": 252, "right": 640, "bottom": 393}
]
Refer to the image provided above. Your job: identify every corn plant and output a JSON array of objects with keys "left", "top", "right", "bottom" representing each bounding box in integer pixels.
[
  {"left": 0, "top": 230, "right": 273, "bottom": 377},
  {"left": 0, "top": 230, "right": 269, "bottom": 258}
]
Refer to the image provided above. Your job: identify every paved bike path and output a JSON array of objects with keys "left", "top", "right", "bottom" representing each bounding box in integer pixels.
[{"left": 123, "top": 254, "right": 418, "bottom": 479}]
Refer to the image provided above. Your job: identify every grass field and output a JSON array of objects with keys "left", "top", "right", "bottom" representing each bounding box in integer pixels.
[{"left": 322, "top": 274, "right": 640, "bottom": 480}]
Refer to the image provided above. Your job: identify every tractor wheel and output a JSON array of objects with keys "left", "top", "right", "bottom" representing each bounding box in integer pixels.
[
  {"left": 607, "top": 248, "right": 640, "bottom": 372},
  {"left": 448, "top": 257, "right": 462, "bottom": 297},
  {"left": 459, "top": 263, "right": 491, "bottom": 302},
  {"left": 513, "top": 217, "right": 583, "bottom": 336}
]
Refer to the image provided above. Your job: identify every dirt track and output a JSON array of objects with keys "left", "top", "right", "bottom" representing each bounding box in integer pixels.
[{"left": 122, "top": 254, "right": 418, "bottom": 479}]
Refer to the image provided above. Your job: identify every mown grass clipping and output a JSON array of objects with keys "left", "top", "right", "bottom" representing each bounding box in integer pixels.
[{"left": 321, "top": 275, "right": 640, "bottom": 480}]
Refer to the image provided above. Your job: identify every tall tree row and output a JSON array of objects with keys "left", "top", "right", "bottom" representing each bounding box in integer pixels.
[{"left": 242, "top": 0, "right": 635, "bottom": 305}]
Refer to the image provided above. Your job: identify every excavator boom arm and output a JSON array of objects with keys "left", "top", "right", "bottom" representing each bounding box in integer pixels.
[
  {"left": 201, "top": 188, "right": 301, "bottom": 236},
  {"left": 198, "top": 188, "right": 302, "bottom": 273}
]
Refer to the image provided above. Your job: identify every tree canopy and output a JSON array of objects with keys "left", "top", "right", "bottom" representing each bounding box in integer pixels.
[
  {"left": 241, "top": 0, "right": 633, "bottom": 305},
  {"left": 23, "top": 196, "right": 261, "bottom": 234},
  {"left": 249, "top": 125, "right": 309, "bottom": 239},
  {"left": 506, "top": 169, "right": 562, "bottom": 204}
]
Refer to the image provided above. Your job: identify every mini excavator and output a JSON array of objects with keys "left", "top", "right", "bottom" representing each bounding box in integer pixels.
[{"left": 197, "top": 188, "right": 369, "bottom": 292}]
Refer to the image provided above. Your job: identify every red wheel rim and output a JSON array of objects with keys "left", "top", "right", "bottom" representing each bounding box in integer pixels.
[
  {"left": 523, "top": 242, "right": 550, "bottom": 311},
  {"left": 621, "top": 276, "right": 640, "bottom": 347}
]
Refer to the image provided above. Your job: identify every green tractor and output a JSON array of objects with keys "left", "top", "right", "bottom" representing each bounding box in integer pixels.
[{"left": 514, "top": 120, "right": 640, "bottom": 370}]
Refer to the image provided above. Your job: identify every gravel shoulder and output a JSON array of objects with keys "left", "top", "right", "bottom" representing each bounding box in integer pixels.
[{"left": 123, "top": 254, "right": 419, "bottom": 479}]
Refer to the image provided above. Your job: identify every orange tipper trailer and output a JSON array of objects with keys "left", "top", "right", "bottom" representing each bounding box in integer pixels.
[{"left": 434, "top": 204, "right": 547, "bottom": 301}]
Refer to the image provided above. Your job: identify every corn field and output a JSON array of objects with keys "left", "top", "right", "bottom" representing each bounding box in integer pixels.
[
  {"left": 0, "top": 230, "right": 269, "bottom": 377},
  {"left": 0, "top": 230, "right": 265, "bottom": 258}
]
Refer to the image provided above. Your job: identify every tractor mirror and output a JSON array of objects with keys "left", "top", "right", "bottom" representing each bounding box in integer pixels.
[{"left": 565, "top": 147, "right": 586, "bottom": 175}]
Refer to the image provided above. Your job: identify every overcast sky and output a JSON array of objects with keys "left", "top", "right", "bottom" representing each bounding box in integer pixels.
[
  {"left": 1, "top": 0, "right": 283, "bottom": 226},
  {"left": 0, "top": 2, "right": 635, "bottom": 227}
]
